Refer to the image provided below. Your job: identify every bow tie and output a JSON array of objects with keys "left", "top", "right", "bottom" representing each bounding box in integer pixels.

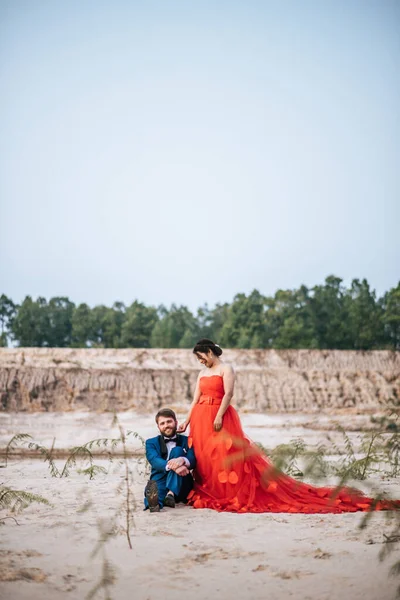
[{"left": 164, "top": 436, "right": 177, "bottom": 442}]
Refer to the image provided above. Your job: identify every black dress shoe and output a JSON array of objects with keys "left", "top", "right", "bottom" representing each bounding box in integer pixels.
[
  {"left": 145, "top": 480, "right": 160, "bottom": 512},
  {"left": 163, "top": 493, "right": 176, "bottom": 508}
]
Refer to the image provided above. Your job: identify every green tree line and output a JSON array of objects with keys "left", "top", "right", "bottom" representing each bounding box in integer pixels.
[{"left": 1, "top": 276, "right": 399, "bottom": 350}]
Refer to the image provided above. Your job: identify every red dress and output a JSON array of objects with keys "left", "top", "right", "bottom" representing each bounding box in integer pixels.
[{"left": 187, "top": 375, "right": 396, "bottom": 513}]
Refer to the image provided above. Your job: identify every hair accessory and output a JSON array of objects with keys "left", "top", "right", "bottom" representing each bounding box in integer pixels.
[{"left": 214, "top": 343, "right": 220, "bottom": 347}]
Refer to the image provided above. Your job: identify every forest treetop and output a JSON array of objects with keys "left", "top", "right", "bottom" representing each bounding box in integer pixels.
[{"left": 1, "top": 276, "right": 399, "bottom": 350}]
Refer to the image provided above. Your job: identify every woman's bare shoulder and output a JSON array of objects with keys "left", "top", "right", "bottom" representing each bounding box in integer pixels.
[{"left": 221, "top": 364, "right": 235, "bottom": 376}]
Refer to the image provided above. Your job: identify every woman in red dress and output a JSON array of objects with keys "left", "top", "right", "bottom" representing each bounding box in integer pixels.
[{"left": 178, "top": 338, "right": 397, "bottom": 514}]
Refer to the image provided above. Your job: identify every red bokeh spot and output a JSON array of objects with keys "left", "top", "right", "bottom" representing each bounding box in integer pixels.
[
  {"left": 228, "top": 471, "right": 239, "bottom": 484},
  {"left": 218, "top": 471, "right": 228, "bottom": 483}
]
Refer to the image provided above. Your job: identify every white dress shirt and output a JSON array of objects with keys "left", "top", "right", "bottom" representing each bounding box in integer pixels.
[{"left": 164, "top": 437, "right": 190, "bottom": 471}]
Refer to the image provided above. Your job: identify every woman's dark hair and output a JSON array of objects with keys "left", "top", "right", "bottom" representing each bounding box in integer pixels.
[{"left": 193, "top": 338, "right": 223, "bottom": 357}]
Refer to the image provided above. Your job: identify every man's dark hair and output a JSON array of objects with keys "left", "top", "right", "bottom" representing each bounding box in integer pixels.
[{"left": 155, "top": 408, "right": 177, "bottom": 423}]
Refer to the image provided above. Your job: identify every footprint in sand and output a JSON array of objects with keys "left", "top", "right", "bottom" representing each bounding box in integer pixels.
[
  {"left": 252, "top": 564, "right": 314, "bottom": 579},
  {"left": 0, "top": 551, "right": 46, "bottom": 584}
]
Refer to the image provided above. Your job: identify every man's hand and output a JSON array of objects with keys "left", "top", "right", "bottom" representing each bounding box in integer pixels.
[
  {"left": 175, "top": 465, "right": 189, "bottom": 477},
  {"left": 167, "top": 457, "right": 186, "bottom": 471}
]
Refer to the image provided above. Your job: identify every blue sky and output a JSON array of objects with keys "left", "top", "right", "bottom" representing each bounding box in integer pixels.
[{"left": 1, "top": 0, "right": 399, "bottom": 311}]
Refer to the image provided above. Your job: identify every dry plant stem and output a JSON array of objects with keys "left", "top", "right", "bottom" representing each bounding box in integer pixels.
[
  {"left": 49, "top": 437, "right": 56, "bottom": 461},
  {"left": 86, "top": 538, "right": 116, "bottom": 600},
  {"left": 384, "top": 534, "right": 400, "bottom": 544},
  {"left": 360, "top": 433, "right": 379, "bottom": 480},
  {"left": 0, "top": 516, "right": 20, "bottom": 525},
  {"left": 2, "top": 433, "right": 33, "bottom": 468},
  {"left": 116, "top": 417, "right": 132, "bottom": 550}
]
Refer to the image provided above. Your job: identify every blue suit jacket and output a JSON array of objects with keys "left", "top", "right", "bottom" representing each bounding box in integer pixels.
[{"left": 145, "top": 434, "right": 196, "bottom": 484}]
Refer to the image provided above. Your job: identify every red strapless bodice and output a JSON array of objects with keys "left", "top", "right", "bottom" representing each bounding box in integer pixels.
[{"left": 198, "top": 375, "right": 225, "bottom": 404}]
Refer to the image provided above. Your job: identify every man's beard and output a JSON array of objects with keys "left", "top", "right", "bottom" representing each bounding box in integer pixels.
[{"left": 163, "top": 427, "right": 177, "bottom": 438}]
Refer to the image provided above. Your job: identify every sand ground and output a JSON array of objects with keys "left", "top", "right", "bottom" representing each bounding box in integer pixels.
[{"left": 0, "top": 412, "right": 399, "bottom": 600}]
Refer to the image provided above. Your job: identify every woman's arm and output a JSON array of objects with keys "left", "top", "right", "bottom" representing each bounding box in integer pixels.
[
  {"left": 177, "top": 375, "right": 202, "bottom": 432},
  {"left": 213, "top": 365, "right": 235, "bottom": 432}
]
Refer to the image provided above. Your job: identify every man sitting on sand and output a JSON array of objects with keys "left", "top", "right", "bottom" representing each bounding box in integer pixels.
[{"left": 144, "top": 408, "right": 196, "bottom": 512}]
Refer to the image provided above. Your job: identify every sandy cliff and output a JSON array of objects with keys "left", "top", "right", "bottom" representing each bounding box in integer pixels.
[{"left": 0, "top": 348, "right": 399, "bottom": 413}]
